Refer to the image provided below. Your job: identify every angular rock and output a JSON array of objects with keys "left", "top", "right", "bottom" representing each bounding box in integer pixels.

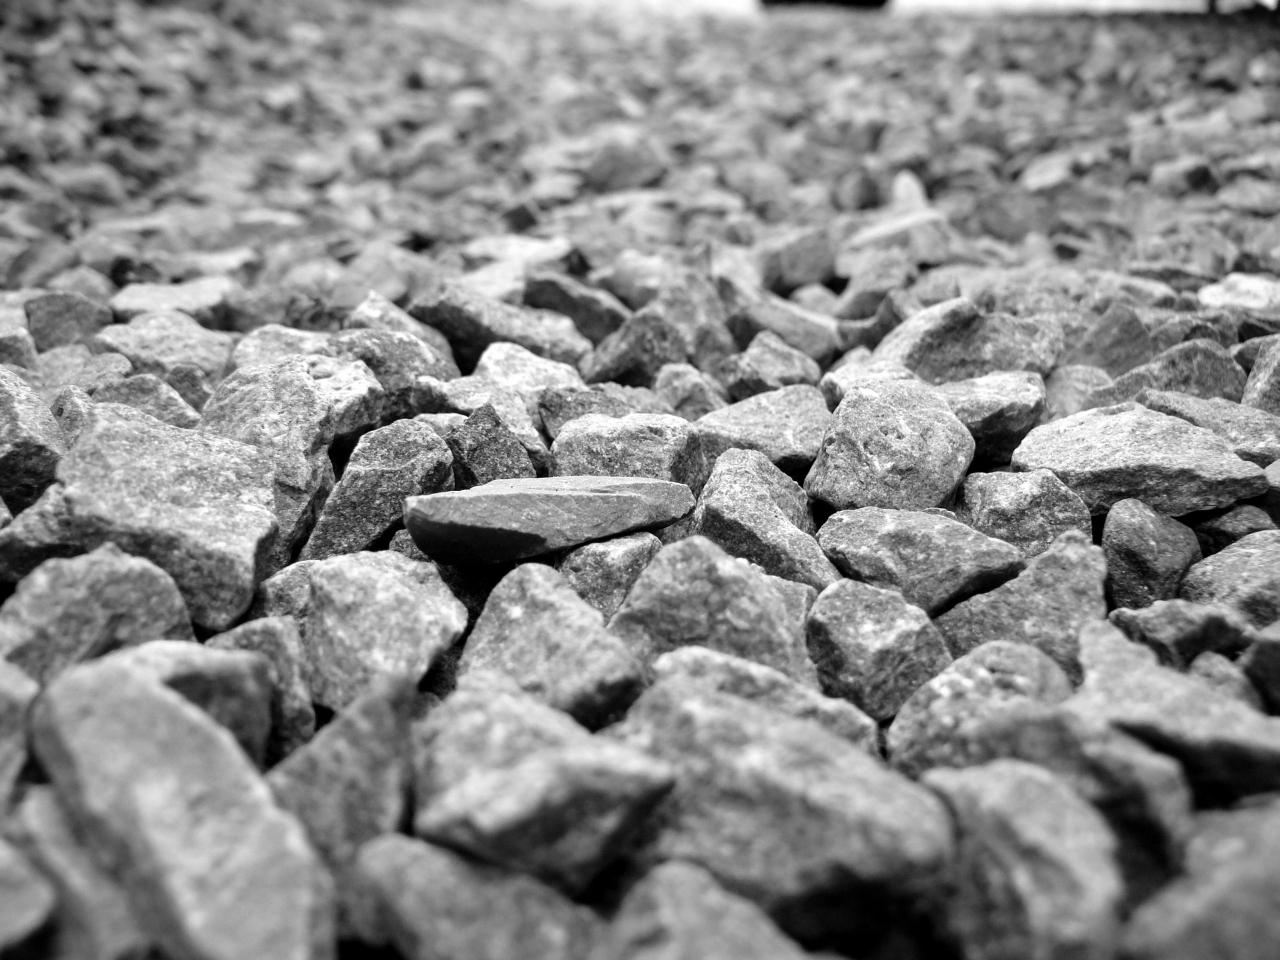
[
  {"left": 24, "top": 290, "right": 112, "bottom": 351},
  {"left": 1243, "top": 335, "right": 1280, "bottom": 415},
  {"left": 92, "top": 310, "right": 234, "bottom": 386},
  {"left": 1110, "top": 600, "right": 1258, "bottom": 669},
  {"left": 936, "top": 371, "right": 1046, "bottom": 465},
  {"left": 714, "top": 331, "right": 821, "bottom": 402},
  {"left": 581, "top": 310, "right": 689, "bottom": 387},
  {"left": 323, "top": 328, "right": 454, "bottom": 421},
  {"left": 694, "top": 384, "right": 830, "bottom": 477},
  {"left": 1012, "top": 403, "right": 1269, "bottom": 515},
  {"left": 1062, "top": 301, "right": 1156, "bottom": 377},
  {"left": 1188, "top": 651, "right": 1265, "bottom": 710},
  {"left": 405, "top": 476, "right": 694, "bottom": 564},
  {"left": 93, "top": 373, "right": 202, "bottom": 428},
  {"left": 1187, "top": 503, "right": 1277, "bottom": 555},
  {"left": 248, "top": 561, "right": 318, "bottom": 628},
  {"left": 552, "top": 413, "right": 706, "bottom": 493},
  {"left": 1180, "top": 530, "right": 1280, "bottom": 629},
  {"left": 472, "top": 341, "right": 584, "bottom": 402},
  {"left": 0, "top": 365, "right": 66, "bottom": 512},
  {"left": 557, "top": 532, "right": 661, "bottom": 621},
  {"left": 37, "top": 347, "right": 132, "bottom": 400},
  {"left": 0, "top": 483, "right": 80, "bottom": 585},
  {"left": 108, "top": 277, "right": 241, "bottom": 327},
  {"left": 958, "top": 469, "right": 1092, "bottom": 559},
  {"left": 524, "top": 270, "right": 631, "bottom": 345},
  {"left": 444, "top": 402, "right": 536, "bottom": 489},
  {"left": 1137, "top": 390, "right": 1280, "bottom": 468},
  {"left": 1086, "top": 339, "right": 1249, "bottom": 409},
  {"left": 1103, "top": 498, "right": 1204, "bottom": 609},
  {"left": 1044, "top": 364, "right": 1113, "bottom": 422}
]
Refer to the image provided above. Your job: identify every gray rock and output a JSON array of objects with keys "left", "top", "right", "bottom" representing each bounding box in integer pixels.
[
  {"left": 231, "top": 324, "right": 331, "bottom": 372},
  {"left": 1061, "top": 301, "right": 1156, "bottom": 377},
  {"left": 108, "top": 277, "right": 241, "bottom": 327},
  {"left": 164, "top": 361, "right": 217, "bottom": 413},
  {"left": 92, "top": 310, "right": 234, "bottom": 386},
  {"left": 805, "top": 579, "right": 952, "bottom": 720},
  {"left": 1186, "top": 503, "right": 1277, "bottom": 555},
  {"left": 93, "top": 373, "right": 202, "bottom": 428},
  {"left": 1243, "top": 334, "right": 1280, "bottom": 415},
  {"left": 923, "top": 760, "right": 1122, "bottom": 960},
  {"left": 304, "top": 551, "right": 467, "bottom": 711},
  {"left": 353, "top": 835, "right": 600, "bottom": 960},
  {"left": 37, "top": 346, "right": 133, "bottom": 400},
  {"left": 295, "top": 355, "right": 386, "bottom": 437},
  {"left": 31, "top": 659, "right": 334, "bottom": 960},
  {"left": 694, "top": 384, "right": 830, "bottom": 478},
  {"left": 248, "top": 561, "right": 318, "bottom": 627},
  {"left": 958, "top": 469, "right": 1092, "bottom": 559},
  {"left": 0, "top": 365, "right": 66, "bottom": 512},
  {"left": 1239, "top": 627, "right": 1280, "bottom": 713},
  {"left": 714, "top": 331, "right": 821, "bottom": 402},
  {"left": 557, "top": 532, "right": 661, "bottom": 621},
  {"left": 323, "top": 328, "right": 455, "bottom": 421},
  {"left": 412, "top": 374, "right": 550, "bottom": 471},
  {"left": 1110, "top": 600, "right": 1256, "bottom": 669},
  {"left": 936, "top": 371, "right": 1046, "bottom": 466},
  {"left": 691, "top": 448, "right": 839, "bottom": 590},
  {"left": 1138, "top": 389, "right": 1280, "bottom": 467},
  {"left": 1188, "top": 651, "right": 1265, "bottom": 710},
  {"left": 24, "top": 290, "right": 112, "bottom": 351},
  {"left": 755, "top": 224, "right": 835, "bottom": 294},
  {"left": 581, "top": 310, "right": 688, "bottom": 387},
  {"left": 1011, "top": 403, "right": 1269, "bottom": 515},
  {"left": 0, "top": 835, "right": 56, "bottom": 955},
  {"left": 412, "top": 678, "right": 674, "bottom": 893},
  {"left": 1086, "top": 339, "right": 1249, "bottom": 409},
  {"left": 405, "top": 476, "right": 694, "bottom": 564},
  {"left": 415, "top": 412, "right": 467, "bottom": 439},
  {"left": 0, "top": 661, "right": 37, "bottom": 808},
  {"left": 634, "top": 268, "right": 735, "bottom": 373},
  {"left": 609, "top": 536, "right": 819, "bottom": 686},
  {"left": 652, "top": 362, "right": 730, "bottom": 421},
  {"left": 1044, "top": 364, "right": 1113, "bottom": 422},
  {"left": 445, "top": 403, "right": 536, "bottom": 489},
  {"left": 804, "top": 380, "right": 974, "bottom": 511},
  {"left": 524, "top": 270, "right": 631, "bottom": 345},
  {"left": 345, "top": 291, "right": 458, "bottom": 367},
  {"left": 723, "top": 291, "right": 841, "bottom": 365},
  {"left": 1102, "top": 499, "right": 1203, "bottom": 609},
  {"left": 457, "top": 563, "right": 643, "bottom": 728},
  {"left": 49, "top": 383, "right": 93, "bottom": 447},
  {"left": 538, "top": 384, "right": 634, "bottom": 440},
  {"left": 472, "top": 341, "right": 584, "bottom": 401},
  {"left": 818, "top": 355, "right": 918, "bottom": 409},
  {"left": 0, "top": 543, "right": 193, "bottom": 685},
  {"left": 651, "top": 645, "right": 878, "bottom": 750},
  {"left": 552, "top": 413, "right": 706, "bottom": 493},
  {"left": 1180, "top": 530, "right": 1280, "bottom": 629},
  {"left": 0, "top": 483, "right": 80, "bottom": 585},
  {"left": 817, "top": 507, "right": 1023, "bottom": 616},
  {"left": 302, "top": 420, "right": 454, "bottom": 560},
  {"left": 934, "top": 531, "right": 1107, "bottom": 681}
]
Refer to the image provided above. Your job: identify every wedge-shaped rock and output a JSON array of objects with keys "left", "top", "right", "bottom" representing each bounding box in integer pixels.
[
  {"left": 934, "top": 531, "right": 1106, "bottom": 682},
  {"left": 692, "top": 448, "right": 839, "bottom": 591},
  {"left": 557, "top": 532, "right": 661, "bottom": 621},
  {"left": 609, "top": 536, "right": 819, "bottom": 686},
  {"left": 524, "top": 270, "right": 631, "bottom": 345},
  {"left": 1011, "top": 404, "right": 1269, "bottom": 516},
  {"left": 304, "top": 552, "right": 466, "bottom": 711},
  {"left": 31, "top": 659, "right": 334, "bottom": 960},
  {"left": 457, "top": 564, "right": 644, "bottom": 728},
  {"left": 936, "top": 371, "right": 1046, "bottom": 466},
  {"left": 0, "top": 662, "right": 37, "bottom": 807},
  {"left": 0, "top": 366, "right": 66, "bottom": 512},
  {"left": 1086, "top": 339, "right": 1248, "bottom": 407},
  {"left": 93, "top": 310, "right": 234, "bottom": 386},
  {"left": 414, "top": 373, "right": 554, "bottom": 470},
  {"left": 0, "top": 835, "right": 55, "bottom": 956},
  {"left": 411, "top": 679, "right": 674, "bottom": 894},
  {"left": 958, "top": 469, "right": 1091, "bottom": 559},
  {"left": 694, "top": 384, "right": 830, "bottom": 476},
  {"left": 818, "top": 507, "right": 1023, "bottom": 616},
  {"left": 552, "top": 413, "right": 707, "bottom": 493},
  {"left": 1102, "top": 499, "right": 1202, "bottom": 610},
  {"left": 405, "top": 476, "right": 694, "bottom": 564},
  {"left": 323, "top": 328, "right": 455, "bottom": 421},
  {"left": 1179, "top": 530, "right": 1280, "bottom": 629}
]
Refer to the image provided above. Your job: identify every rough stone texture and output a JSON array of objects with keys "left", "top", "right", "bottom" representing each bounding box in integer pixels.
[
  {"left": 653, "top": 362, "right": 730, "bottom": 421},
  {"left": 0, "top": 661, "right": 36, "bottom": 806},
  {"left": 1110, "top": 600, "right": 1256, "bottom": 670},
  {"left": 1179, "top": 530, "right": 1280, "bottom": 629},
  {"left": 296, "top": 356, "right": 386, "bottom": 437},
  {"left": 0, "top": 365, "right": 66, "bottom": 512},
  {"left": 405, "top": 476, "right": 695, "bottom": 564},
  {"left": 92, "top": 310, "right": 234, "bottom": 386},
  {"left": 230, "top": 324, "right": 330, "bottom": 372},
  {"left": 1241, "top": 626, "right": 1280, "bottom": 714},
  {"left": 1086, "top": 338, "right": 1249, "bottom": 408},
  {"left": 30, "top": 659, "right": 334, "bottom": 960},
  {"left": 818, "top": 507, "right": 1024, "bottom": 616},
  {"left": 581, "top": 309, "right": 689, "bottom": 387},
  {"left": 411, "top": 679, "right": 674, "bottom": 893},
  {"left": 723, "top": 289, "right": 841, "bottom": 365},
  {"left": 694, "top": 384, "right": 830, "bottom": 477},
  {"left": 818, "top": 355, "right": 918, "bottom": 409},
  {"left": 0, "top": 543, "right": 193, "bottom": 685},
  {"left": 936, "top": 371, "right": 1046, "bottom": 466},
  {"left": 608, "top": 536, "right": 819, "bottom": 686},
  {"left": 715, "top": 331, "right": 821, "bottom": 402},
  {"left": 304, "top": 551, "right": 467, "bottom": 711},
  {"left": 301, "top": 419, "right": 454, "bottom": 560},
  {"left": 1102, "top": 499, "right": 1203, "bottom": 610},
  {"left": 651, "top": 645, "right": 878, "bottom": 751},
  {"left": 923, "top": 760, "right": 1123, "bottom": 960},
  {"left": 108, "top": 277, "right": 241, "bottom": 327},
  {"left": 247, "top": 561, "right": 317, "bottom": 628},
  {"left": 345, "top": 291, "right": 458, "bottom": 366},
  {"left": 1061, "top": 301, "right": 1156, "bottom": 378},
  {"left": 456, "top": 563, "right": 644, "bottom": 728},
  {"left": 958, "top": 469, "right": 1092, "bottom": 559},
  {"left": 24, "top": 290, "right": 112, "bottom": 351},
  {"left": 353, "top": 835, "right": 600, "bottom": 960},
  {"left": 445, "top": 402, "right": 537, "bottom": 488},
  {"left": 322, "top": 327, "right": 455, "bottom": 421},
  {"left": 691, "top": 448, "right": 839, "bottom": 591},
  {"left": 93, "top": 373, "right": 202, "bottom": 428},
  {"left": 1189, "top": 650, "right": 1266, "bottom": 710},
  {"left": 1044, "top": 364, "right": 1114, "bottom": 422},
  {"left": 1244, "top": 335, "right": 1280, "bottom": 416},
  {"left": 552, "top": 413, "right": 706, "bottom": 493},
  {"left": 934, "top": 531, "right": 1107, "bottom": 682},
  {"left": 805, "top": 379, "right": 974, "bottom": 511},
  {"left": 1012, "top": 403, "right": 1269, "bottom": 516},
  {"left": 0, "top": 835, "right": 57, "bottom": 956},
  {"left": 524, "top": 269, "right": 631, "bottom": 345},
  {"left": 557, "top": 532, "right": 661, "bottom": 621}
]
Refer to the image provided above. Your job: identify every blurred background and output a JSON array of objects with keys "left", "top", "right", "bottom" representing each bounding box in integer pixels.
[{"left": 523, "top": 0, "right": 1272, "bottom": 15}]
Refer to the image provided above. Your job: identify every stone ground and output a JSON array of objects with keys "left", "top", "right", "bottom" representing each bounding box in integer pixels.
[{"left": 2, "top": 1, "right": 1280, "bottom": 959}]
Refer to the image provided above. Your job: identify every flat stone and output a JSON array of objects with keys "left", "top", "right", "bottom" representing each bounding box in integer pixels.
[
  {"left": 108, "top": 276, "right": 242, "bottom": 327},
  {"left": 457, "top": 563, "right": 643, "bottom": 728},
  {"left": 1244, "top": 335, "right": 1280, "bottom": 416},
  {"left": 714, "top": 331, "right": 821, "bottom": 402},
  {"left": 524, "top": 270, "right": 631, "bottom": 345},
  {"left": 1110, "top": 600, "right": 1258, "bottom": 669},
  {"left": 1137, "top": 388, "right": 1280, "bottom": 468},
  {"left": 1061, "top": 301, "right": 1156, "bottom": 377},
  {"left": 1180, "top": 530, "right": 1280, "bottom": 629},
  {"left": 31, "top": 659, "right": 334, "bottom": 960},
  {"left": 0, "top": 835, "right": 56, "bottom": 955},
  {"left": 817, "top": 507, "right": 1024, "bottom": 616},
  {"left": 0, "top": 543, "right": 193, "bottom": 685},
  {"left": 302, "top": 419, "right": 454, "bottom": 561},
  {"left": 934, "top": 531, "right": 1107, "bottom": 681},
  {"left": 1045, "top": 364, "right": 1114, "bottom": 421},
  {"left": 0, "top": 365, "right": 66, "bottom": 512},
  {"left": 1086, "top": 339, "right": 1249, "bottom": 408},
  {"left": 92, "top": 310, "right": 234, "bottom": 386},
  {"left": 323, "top": 328, "right": 455, "bottom": 421},
  {"left": 93, "top": 373, "right": 202, "bottom": 428},
  {"left": 353, "top": 835, "right": 600, "bottom": 960},
  {"left": 230, "top": 324, "right": 330, "bottom": 371},
  {"left": 805, "top": 379, "right": 974, "bottom": 511},
  {"left": 958, "top": 469, "right": 1092, "bottom": 559},
  {"left": 1011, "top": 404, "right": 1269, "bottom": 516},
  {"left": 304, "top": 551, "right": 467, "bottom": 711},
  {"left": 923, "top": 760, "right": 1122, "bottom": 960},
  {"left": 1103, "top": 499, "right": 1203, "bottom": 610},
  {"left": 405, "top": 476, "right": 694, "bottom": 564},
  {"left": 557, "top": 532, "right": 661, "bottom": 621},
  {"left": 552, "top": 413, "right": 706, "bottom": 493},
  {"left": 411, "top": 678, "right": 674, "bottom": 893},
  {"left": 936, "top": 371, "right": 1045, "bottom": 466},
  {"left": 24, "top": 290, "right": 112, "bottom": 351},
  {"left": 695, "top": 384, "right": 830, "bottom": 477},
  {"left": 608, "top": 536, "right": 819, "bottom": 686}
]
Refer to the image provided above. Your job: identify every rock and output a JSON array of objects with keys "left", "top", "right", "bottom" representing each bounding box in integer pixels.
[
  {"left": 413, "top": 374, "right": 550, "bottom": 470},
  {"left": 230, "top": 324, "right": 331, "bottom": 371},
  {"left": 0, "top": 661, "right": 36, "bottom": 806},
  {"left": 1061, "top": 301, "right": 1156, "bottom": 377},
  {"left": 1241, "top": 627, "right": 1280, "bottom": 713},
  {"left": 353, "top": 835, "right": 600, "bottom": 960},
  {"left": 594, "top": 860, "right": 809, "bottom": 960},
  {"left": 165, "top": 361, "right": 218, "bottom": 412},
  {"left": 0, "top": 483, "right": 80, "bottom": 585},
  {"left": 934, "top": 531, "right": 1107, "bottom": 681},
  {"left": 405, "top": 476, "right": 694, "bottom": 564},
  {"left": 538, "top": 384, "right": 633, "bottom": 439},
  {"left": 1044, "top": 364, "right": 1114, "bottom": 421},
  {"left": 1086, "top": 339, "right": 1249, "bottom": 408},
  {"left": 304, "top": 551, "right": 467, "bottom": 711},
  {"left": 1189, "top": 651, "right": 1265, "bottom": 709},
  {"left": 108, "top": 277, "right": 242, "bottom": 327},
  {"left": 472, "top": 341, "right": 584, "bottom": 401},
  {"left": 24, "top": 290, "right": 112, "bottom": 351},
  {"left": 0, "top": 836, "right": 56, "bottom": 955},
  {"left": 1110, "top": 600, "right": 1256, "bottom": 670},
  {"left": 1187, "top": 504, "right": 1277, "bottom": 555},
  {"left": 1011, "top": 404, "right": 1269, "bottom": 516},
  {"left": 345, "top": 291, "right": 457, "bottom": 366},
  {"left": 557, "top": 532, "right": 661, "bottom": 621},
  {"left": 958, "top": 469, "right": 1092, "bottom": 559},
  {"left": 690, "top": 447, "right": 839, "bottom": 590},
  {"left": 249, "top": 561, "right": 318, "bottom": 628},
  {"left": 302, "top": 420, "right": 454, "bottom": 560},
  {"left": 581, "top": 310, "right": 689, "bottom": 387},
  {"left": 30, "top": 659, "right": 334, "bottom": 960},
  {"left": 1180, "top": 530, "right": 1280, "bottom": 629},
  {"left": 1243, "top": 335, "right": 1280, "bottom": 415},
  {"left": 804, "top": 379, "right": 973, "bottom": 511},
  {"left": 415, "top": 412, "right": 467, "bottom": 439},
  {"left": 806, "top": 579, "right": 952, "bottom": 720},
  {"left": 651, "top": 646, "right": 878, "bottom": 751},
  {"left": 1137, "top": 389, "right": 1280, "bottom": 468},
  {"left": 445, "top": 403, "right": 536, "bottom": 489},
  {"left": 92, "top": 310, "right": 234, "bottom": 386},
  {"left": 714, "top": 331, "right": 821, "bottom": 402},
  {"left": 817, "top": 507, "right": 1024, "bottom": 616},
  {"left": 456, "top": 563, "right": 643, "bottom": 728},
  {"left": 936, "top": 371, "right": 1046, "bottom": 466},
  {"left": 0, "top": 543, "right": 193, "bottom": 684},
  {"left": 0, "top": 365, "right": 66, "bottom": 512},
  {"left": 552, "top": 413, "right": 706, "bottom": 493},
  {"left": 524, "top": 270, "right": 631, "bottom": 345},
  {"left": 694, "top": 384, "right": 830, "bottom": 477},
  {"left": 1103, "top": 500, "right": 1203, "bottom": 609},
  {"left": 93, "top": 373, "right": 202, "bottom": 428},
  {"left": 1198, "top": 273, "right": 1280, "bottom": 312},
  {"left": 411, "top": 679, "right": 674, "bottom": 893},
  {"left": 322, "top": 328, "right": 454, "bottom": 421},
  {"left": 608, "top": 536, "right": 818, "bottom": 686},
  {"left": 818, "top": 355, "right": 918, "bottom": 410},
  {"left": 754, "top": 224, "right": 835, "bottom": 294},
  {"left": 723, "top": 291, "right": 841, "bottom": 365},
  {"left": 923, "top": 760, "right": 1123, "bottom": 960},
  {"left": 38, "top": 347, "right": 132, "bottom": 400}
]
